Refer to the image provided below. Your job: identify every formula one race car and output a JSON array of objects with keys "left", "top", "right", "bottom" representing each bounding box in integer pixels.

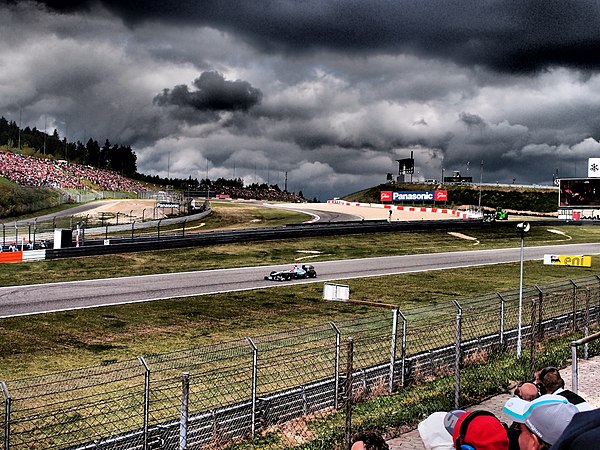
[{"left": 264, "top": 264, "right": 317, "bottom": 281}]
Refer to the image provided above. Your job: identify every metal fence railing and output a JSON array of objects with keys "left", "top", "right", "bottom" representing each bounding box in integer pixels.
[{"left": 1, "top": 274, "right": 599, "bottom": 449}]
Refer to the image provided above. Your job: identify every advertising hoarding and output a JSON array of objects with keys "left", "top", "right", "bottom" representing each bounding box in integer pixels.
[
  {"left": 543, "top": 254, "right": 592, "bottom": 267},
  {"left": 380, "top": 190, "right": 447, "bottom": 202}
]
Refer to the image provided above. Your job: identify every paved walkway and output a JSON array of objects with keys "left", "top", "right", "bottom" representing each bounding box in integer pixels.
[{"left": 387, "top": 356, "right": 600, "bottom": 449}]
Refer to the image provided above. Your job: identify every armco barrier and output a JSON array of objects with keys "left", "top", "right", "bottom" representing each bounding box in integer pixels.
[
  {"left": 0, "top": 251, "right": 24, "bottom": 263},
  {"left": 0, "top": 250, "right": 45, "bottom": 264},
  {"left": 326, "top": 199, "right": 481, "bottom": 219},
  {"left": 42, "top": 218, "right": 573, "bottom": 260}
]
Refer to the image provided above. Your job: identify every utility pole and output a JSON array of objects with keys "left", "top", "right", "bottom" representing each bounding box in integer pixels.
[
  {"left": 18, "top": 108, "right": 21, "bottom": 150},
  {"left": 43, "top": 114, "right": 47, "bottom": 155},
  {"left": 64, "top": 122, "right": 68, "bottom": 160},
  {"left": 478, "top": 160, "right": 483, "bottom": 213}
]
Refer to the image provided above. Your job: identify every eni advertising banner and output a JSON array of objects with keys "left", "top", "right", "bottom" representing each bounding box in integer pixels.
[
  {"left": 543, "top": 254, "right": 592, "bottom": 267},
  {"left": 380, "top": 190, "right": 447, "bottom": 202}
]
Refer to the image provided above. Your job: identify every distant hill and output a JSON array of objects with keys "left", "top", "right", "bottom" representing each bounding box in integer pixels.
[{"left": 343, "top": 182, "right": 559, "bottom": 213}]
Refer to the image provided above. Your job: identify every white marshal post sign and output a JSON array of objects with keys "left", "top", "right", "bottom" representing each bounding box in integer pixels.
[{"left": 589, "top": 158, "right": 600, "bottom": 178}]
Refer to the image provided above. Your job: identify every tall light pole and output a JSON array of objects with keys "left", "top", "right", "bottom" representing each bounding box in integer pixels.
[
  {"left": 478, "top": 160, "right": 484, "bottom": 214},
  {"left": 516, "top": 222, "right": 530, "bottom": 357}
]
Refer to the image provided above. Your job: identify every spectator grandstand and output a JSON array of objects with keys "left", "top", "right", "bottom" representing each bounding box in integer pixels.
[
  {"left": 0, "top": 149, "right": 306, "bottom": 202},
  {"left": 0, "top": 150, "right": 149, "bottom": 192}
]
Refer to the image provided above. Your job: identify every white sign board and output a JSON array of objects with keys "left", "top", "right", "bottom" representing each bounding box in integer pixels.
[
  {"left": 323, "top": 283, "right": 350, "bottom": 301},
  {"left": 588, "top": 158, "right": 600, "bottom": 178}
]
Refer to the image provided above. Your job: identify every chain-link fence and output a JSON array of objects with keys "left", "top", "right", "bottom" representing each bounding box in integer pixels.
[{"left": 1, "top": 275, "right": 599, "bottom": 449}]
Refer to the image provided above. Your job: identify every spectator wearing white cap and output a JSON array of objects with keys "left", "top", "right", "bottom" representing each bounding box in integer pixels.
[
  {"left": 503, "top": 394, "right": 579, "bottom": 449},
  {"left": 417, "top": 411, "right": 454, "bottom": 450}
]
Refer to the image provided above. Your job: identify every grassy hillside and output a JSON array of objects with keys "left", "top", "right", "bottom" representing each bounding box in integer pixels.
[
  {"left": 0, "top": 177, "right": 62, "bottom": 219},
  {"left": 345, "top": 182, "right": 559, "bottom": 213}
]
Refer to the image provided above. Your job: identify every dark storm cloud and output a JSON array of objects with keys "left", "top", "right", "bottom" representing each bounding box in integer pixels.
[
  {"left": 154, "top": 71, "right": 262, "bottom": 122},
  {"left": 34, "top": 0, "right": 600, "bottom": 74},
  {"left": 459, "top": 112, "right": 485, "bottom": 128},
  {"left": 5, "top": 0, "right": 600, "bottom": 201}
]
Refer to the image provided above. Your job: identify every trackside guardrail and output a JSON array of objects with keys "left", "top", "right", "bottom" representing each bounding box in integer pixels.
[
  {"left": 44, "top": 218, "right": 581, "bottom": 259},
  {"left": 571, "top": 330, "right": 600, "bottom": 394}
]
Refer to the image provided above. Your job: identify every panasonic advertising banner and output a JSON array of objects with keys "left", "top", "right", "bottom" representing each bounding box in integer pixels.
[{"left": 380, "top": 190, "right": 447, "bottom": 202}]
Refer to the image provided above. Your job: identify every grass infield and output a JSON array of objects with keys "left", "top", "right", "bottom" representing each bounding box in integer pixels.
[{"left": 0, "top": 202, "right": 599, "bottom": 380}]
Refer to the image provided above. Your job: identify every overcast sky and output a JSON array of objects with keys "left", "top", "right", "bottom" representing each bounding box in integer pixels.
[{"left": 2, "top": 1, "right": 600, "bottom": 200}]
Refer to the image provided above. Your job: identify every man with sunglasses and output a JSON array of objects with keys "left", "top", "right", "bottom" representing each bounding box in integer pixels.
[{"left": 503, "top": 394, "right": 578, "bottom": 450}]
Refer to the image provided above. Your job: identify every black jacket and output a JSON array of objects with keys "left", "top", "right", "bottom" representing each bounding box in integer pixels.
[{"left": 552, "top": 409, "right": 600, "bottom": 449}]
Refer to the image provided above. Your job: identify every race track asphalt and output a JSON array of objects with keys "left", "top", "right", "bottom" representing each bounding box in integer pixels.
[{"left": 1, "top": 242, "right": 598, "bottom": 318}]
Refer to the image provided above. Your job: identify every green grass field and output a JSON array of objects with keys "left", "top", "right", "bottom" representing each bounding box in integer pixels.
[{"left": 0, "top": 202, "right": 599, "bottom": 381}]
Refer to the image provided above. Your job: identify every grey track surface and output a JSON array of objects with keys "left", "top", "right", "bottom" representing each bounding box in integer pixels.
[{"left": 1, "top": 242, "right": 598, "bottom": 318}]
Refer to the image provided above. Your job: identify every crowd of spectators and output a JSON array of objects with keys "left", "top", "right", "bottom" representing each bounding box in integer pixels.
[
  {"left": 415, "top": 366, "right": 598, "bottom": 450},
  {"left": 1, "top": 150, "right": 306, "bottom": 201},
  {"left": 209, "top": 185, "right": 305, "bottom": 202},
  {"left": 0, "top": 150, "right": 148, "bottom": 192}
]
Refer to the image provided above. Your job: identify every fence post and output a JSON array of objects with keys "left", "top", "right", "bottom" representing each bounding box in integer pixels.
[
  {"left": 399, "top": 310, "right": 407, "bottom": 388},
  {"left": 344, "top": 337, "right": 354, "bottom": 450},
  {"left": 571, "top": 342, "right": 579, "bottom": 394},
  {"left": 569, "top": 280, "right": 577, "bottom": 331},
  {"left": 535, "top": 286, "right": 544, "bottom": 342},
  {"left": 138, "top": 357, "right": 150, "bottom": 450},
  {"left": 529, "top": 294, "right": 538, "bottom": 376},
  {"left": 453, "top": 300, "right": 462, "bottom": 409},
  {"left": 329, "top": 322, "right": 341, "bottom": 410},
  {"left": 497, "top": 293, "right": 505, "bottom": 348},
  {"left": 388, "top": 308, "right": 399, "bottom": 393},
  {"left": 245, "top": 337, "right": 258, "bottom": 437},
  {"left": 1, "top": 382, "right": 10, "bottom": 450},
  {"left": 584, "top": 287, "right": 590, "bottom": 360},
  {"left": 180, "top": 372, "right": 189, "bottom": 450}
]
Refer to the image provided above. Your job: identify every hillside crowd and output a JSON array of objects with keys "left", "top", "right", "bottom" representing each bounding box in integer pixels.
[
  {"left": 214, "top": 185, "right": 304, "bottom": 202},
  {"left": 0, "top": 150, "right": 148, "bottom": 192}
]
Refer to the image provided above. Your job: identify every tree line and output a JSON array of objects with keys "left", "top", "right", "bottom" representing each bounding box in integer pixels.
[{"left": 0, "top": 116, "right": 137, "bottom": 177}]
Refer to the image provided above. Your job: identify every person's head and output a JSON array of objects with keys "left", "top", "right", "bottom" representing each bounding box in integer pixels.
[
  {"left": 503, "top": 394, "right": 578, "bottom": 448},
  {"left": 514, "top": 382, "right": 540, "bottom": 401},
  {"left": 350, "top": 431, "right": 389, "bottom": 450},
  {"left": 536, "top": 367, "right": 564, "bottom": 394},
  {"left": 449, "top": 410, "right": 509, "bottom": 450}
]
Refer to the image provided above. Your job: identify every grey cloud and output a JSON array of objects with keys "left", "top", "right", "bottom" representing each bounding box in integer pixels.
[
  {"left": 154, "top": 71, "right": 263, "bottom": 120},
  {"left": 459, "top": 112, "right": 486, "bottom": 128}
]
